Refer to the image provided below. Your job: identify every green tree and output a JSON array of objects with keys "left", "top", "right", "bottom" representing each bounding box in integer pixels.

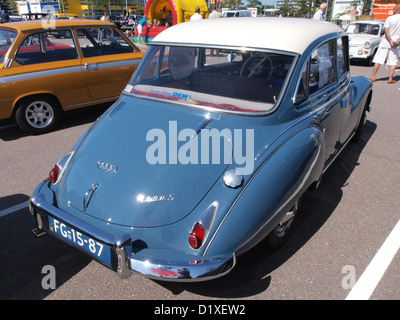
[
  {"left": 296, "top": 0, "right": 313, "bottom": 17},
  {"left": 222, "top": 0, "right": 245, "bottom": 10},
  {"left": 279, "top": 0, "right": 293, "bottom": 16},
  {"left": 246, "top": 0, "right": 262, "bottom": 7}
]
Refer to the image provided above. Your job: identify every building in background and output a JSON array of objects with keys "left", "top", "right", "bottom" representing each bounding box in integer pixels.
[
  {"left": 16, "top": 0, "right": 81, "bottom": 16},
  {"left": 14, "top": 0, "right": 147, "bottom": 17},
  {"left": 331, "top": 0, "right": 364, "bottom": 24}
]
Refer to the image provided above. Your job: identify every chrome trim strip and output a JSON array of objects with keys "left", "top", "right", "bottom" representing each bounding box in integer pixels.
[
  {"left": 130, "top": 253, "right": 235, "bottom": 282},
  {"left": 5, "top": 58, "right": 13, "bottom": 69},
  {"left": 0, "top": 66, "right": 83, "bottom": 84},
  {"left": 63, "top": 96, "right": 119, "bottom": 109},
  {"left": 0, "top": 59, "right": 141, "bottom": 85}
]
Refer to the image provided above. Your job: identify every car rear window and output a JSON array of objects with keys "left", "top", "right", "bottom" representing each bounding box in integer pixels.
[
  {"left": 15, "top": 30, "right": 78, "bottom": 65},
  {"left": 0, "top": 29, "right": 17, "bottom": 64},
  {"left": 126, "top": 45, "right": 295, "bottom": 113}
]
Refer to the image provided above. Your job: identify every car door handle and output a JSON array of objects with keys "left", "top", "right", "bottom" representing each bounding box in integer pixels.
[
  {"left": 84, "top": 63, "right": 99, "bottom": 71},
  {"left": 313, "top": 109, "right": 330, "bottom": 120},
  {"left": 83, "top": 183, "right": 98, "bottom": 211}
]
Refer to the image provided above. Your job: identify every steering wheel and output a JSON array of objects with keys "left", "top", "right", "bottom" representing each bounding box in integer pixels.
[{"left": 240, "top": 53, "right": 273, "bottom": 79}]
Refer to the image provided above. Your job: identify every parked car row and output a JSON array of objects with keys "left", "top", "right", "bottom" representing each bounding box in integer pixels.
[
  {"left": 345, "top": 20, "right": 385, "bottom": 65},
  {"left": 27, "top": 17, "right": 372, "bottom": 282},
  {"left": 0, "top": 19, "right": 143, "bottom": 134}
]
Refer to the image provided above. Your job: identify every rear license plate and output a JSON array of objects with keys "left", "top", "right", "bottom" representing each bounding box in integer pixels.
[{"left": 48, "top": 216, "right": 112, "bottom": 265}]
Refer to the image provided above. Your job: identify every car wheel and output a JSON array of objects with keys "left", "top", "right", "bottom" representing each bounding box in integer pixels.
[
  {"left": 366, "top": 50, "right": 376, "bottom": 66},
  {"left": 351, "top": 93, "right": 371, "bottom": 143},
  {"left": 265, "top": 197, "right": 301, "bottom": 251},
  {"left": 15, "top": 96, "right": 60, "bottom": 134}
]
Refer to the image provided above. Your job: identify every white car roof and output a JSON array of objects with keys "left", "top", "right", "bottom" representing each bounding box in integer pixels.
[
  {"left": 348, "top": 20, "right": 385, "bottom": 24},
  {"left": 152, "top": 17, "right": 344, "bottom": 54}
]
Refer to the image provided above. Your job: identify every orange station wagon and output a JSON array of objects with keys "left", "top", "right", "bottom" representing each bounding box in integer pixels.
[{"left": 0, "top": 19, "right": 143, "bottom": 134}]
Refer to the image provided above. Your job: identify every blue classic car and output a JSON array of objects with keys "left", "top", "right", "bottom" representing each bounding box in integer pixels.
[{"left": 30, "top": 18, "right": 372, "bottom": 281}]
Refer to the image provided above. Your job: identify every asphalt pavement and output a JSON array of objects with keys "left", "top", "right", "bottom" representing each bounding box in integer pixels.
[{"left": 0, "top": 62, "right": 399, "bottom": 302}]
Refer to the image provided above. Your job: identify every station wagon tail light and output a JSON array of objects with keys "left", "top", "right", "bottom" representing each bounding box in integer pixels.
[
  {"left": 188, "top": 201, "right": 218, "bottom": 250},
  {"left": 49, "top": 165, "right": 60, "bottom": 184}
]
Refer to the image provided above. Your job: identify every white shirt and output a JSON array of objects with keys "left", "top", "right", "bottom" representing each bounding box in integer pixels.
[
  {"left": 208, "top": 10, "right": 221, "bottom": 19},
  {"left": 312, "top": 9, "right": 325, "bottom": 21},
  {"left": 380, "top": 14, "right": 400, "bottom": 48},
  {"left": 190, "top": 13, "right": 202, "bottom": 22}
]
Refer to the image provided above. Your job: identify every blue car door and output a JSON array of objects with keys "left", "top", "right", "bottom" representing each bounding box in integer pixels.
[{"left": 295, "top": 39, "right": 344, "bottom": 166}]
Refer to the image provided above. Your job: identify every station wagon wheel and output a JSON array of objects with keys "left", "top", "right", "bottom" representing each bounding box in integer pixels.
[
  {"left": 265, "top": 197, "right": 301, "bottom": 251},
  {"left": 15, "top": 95, "right": 60, "bottom": 134}
]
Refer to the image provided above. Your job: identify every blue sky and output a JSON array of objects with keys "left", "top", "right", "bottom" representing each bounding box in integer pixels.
[{"left": 243, "top": 0, "right": 278, "bottom": 7}]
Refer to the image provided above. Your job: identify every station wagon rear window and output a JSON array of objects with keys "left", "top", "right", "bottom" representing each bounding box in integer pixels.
[
  {"left": 0, "top": 29, "right": 17, "bottom": 64},
  {"left": 126, "top": 45, "right": 295, "bottom": 113}
]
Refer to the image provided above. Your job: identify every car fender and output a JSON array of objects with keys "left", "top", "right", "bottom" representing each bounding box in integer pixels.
[
  {"left": 11, "top": 91, "right": 61, "bottom": 114},
  {"left": 204, "top": 125, "right": 325, "bottom": 257},
  {"left": 350, "top": 75, "right": 372, "bottom": 112}
]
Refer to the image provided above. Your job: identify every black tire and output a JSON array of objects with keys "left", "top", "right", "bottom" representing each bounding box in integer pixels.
[
  {"left": 265, "top": 197, "right": 301, "bottom": 251},
  {"left": 15, "top": 95, "right": 60, "bottom": 134},
  {"left": 351, "top": 93, "right": 371, "bottom": 143},
  {"left": 366, "top": 49, "right": 377, "bottom": 66}
]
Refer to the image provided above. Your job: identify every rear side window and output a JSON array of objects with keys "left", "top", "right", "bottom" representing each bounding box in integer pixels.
[
  {"left": 337, "top": 36, "right": 349, "bottom": 78},
  {"left": 0, "top": 29, "right": 17, "bottom": 64},
  {"left": 295, "top": 38, "right": 348, "bottom": 104},
  {"left": 309, "top": 40, "right": 335, "bottom": 95},
  {"left": 16, "top": 30, "right": 78, "bottom": 65},
  {"left": 77, "top": 27, "right": 134, "bottom": 58}
]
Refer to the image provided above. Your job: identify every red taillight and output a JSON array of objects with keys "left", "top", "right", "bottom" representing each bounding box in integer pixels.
[
  {"left": 49, "top": 165, "right": 59, "bottom": 184},
  {"left": 188, "top": 222, "right": 204, "bottom": 249}
]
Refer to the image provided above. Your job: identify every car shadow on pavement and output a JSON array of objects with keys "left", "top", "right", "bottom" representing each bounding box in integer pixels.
[
  {"left": 156, "top": 119, "right": 377, "bottom": 298},
  {"left": 0, "top": 103, "right": 110, "bottom": 142},
  {"left": 0, "top": 194, "right": 91, "bottom": 300}
]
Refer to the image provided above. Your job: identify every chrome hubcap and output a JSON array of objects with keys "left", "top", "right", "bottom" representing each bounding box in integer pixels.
[
  {"left": 276, "top": 201, "right": 298, "bottom": 238},
  {"left": 25, "top": 101, "right": 53, "bottom": 128}
]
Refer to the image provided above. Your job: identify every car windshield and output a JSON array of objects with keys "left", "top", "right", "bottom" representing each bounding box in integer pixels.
[
  {"left": 0, "top": 29, "right": 18, "bottom": 64},
  {"left": 127, "top": 45, "right": 295, "bottom": 113},
  {"left": 345, "top": 23, "right": 381, "bottom": 36}
]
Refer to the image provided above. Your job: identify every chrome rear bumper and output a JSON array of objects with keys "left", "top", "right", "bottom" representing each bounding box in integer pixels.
[{"left": 29, "top": 182, "right": 235, "bottom": 281}]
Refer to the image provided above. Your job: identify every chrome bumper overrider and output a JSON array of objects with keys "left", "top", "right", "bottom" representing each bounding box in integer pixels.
[{"left": 29, "top": 183, "right": 235, "bottom": 281}]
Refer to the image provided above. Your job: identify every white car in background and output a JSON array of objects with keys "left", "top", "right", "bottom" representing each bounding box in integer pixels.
[{"left": 345, "top": 20, "right": 385, "bottom": 65}]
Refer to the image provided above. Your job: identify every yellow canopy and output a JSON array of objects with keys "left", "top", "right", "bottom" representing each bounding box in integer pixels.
[{"left": 145, "top": 0, "right": 208, "bottom": 25}]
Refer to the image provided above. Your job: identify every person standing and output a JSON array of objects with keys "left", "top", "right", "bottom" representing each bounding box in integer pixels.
[
  {"left": 137, "top": 15, "right": 150, "bottom": 44},
  {"left": 312, "top": 3, "right": 327, "bottom": 21},
  {"left": 208, "top": 5, "right": 221, "bottom": 56},
  {"left": 0, "top": 10, "right": 9, "bottom": 23},
  {"left": 208, "top": 5, "right": 221, "bottom": 19},
  {"left": 190, "top": 7, "right": 203, "bottom": 22},
  {"left": 101, "top": 12, "right": 110, "bottom": 21},
  {"left": 370, "top": 5, "right": 400, "bottom": 84}
]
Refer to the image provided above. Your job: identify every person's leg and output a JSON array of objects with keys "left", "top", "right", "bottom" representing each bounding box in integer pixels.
[
  {"left": 388, "top": 65, "right": 396, "bottom": 83},
  {"left": 370, "top": 47, "right": 387, "bottom": 82},
  {"left": 387, "top": 49, "right": 398, "bottom": 83},
  {"left": 370, "top": 63, "right": 380, "bottom": 82}
]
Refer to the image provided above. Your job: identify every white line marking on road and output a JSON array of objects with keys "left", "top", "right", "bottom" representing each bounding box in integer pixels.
[
  {"left": 0, "top": 201, "right": 29, "bottom": 218},
  {"left": 346, "top": 219, "right": 400, "bottom": 300}
]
